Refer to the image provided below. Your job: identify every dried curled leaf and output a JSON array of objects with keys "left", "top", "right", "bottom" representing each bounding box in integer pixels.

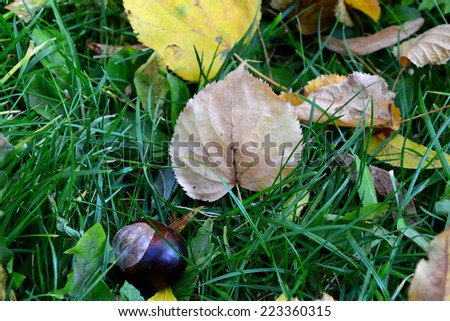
[
  {"left": 123, "top": 0, "right": 261, "bottom": 81},
  {"left": 287, "top": 73, "right": 400, "bottom": 129},
  {"left": 170, "top": 66, "right": 302, "bottom": 202},
  {"left": 325, "top": 18, "right": 424, "bottom": 56},
  {"left": 408, "top": 227, "right": 450, "bottom": 301},
  {"left": 394, "top": 24, "right": 450, "bottom": 67}
]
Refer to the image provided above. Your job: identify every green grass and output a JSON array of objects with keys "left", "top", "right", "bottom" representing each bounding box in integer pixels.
[{"left": 0, "top": 0, "right": 449, "bottom": 301}]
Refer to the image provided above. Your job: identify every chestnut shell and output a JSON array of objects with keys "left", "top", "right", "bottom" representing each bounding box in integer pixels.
[{"left": 112, "top": 219, "right": 188, "bottom": 293}]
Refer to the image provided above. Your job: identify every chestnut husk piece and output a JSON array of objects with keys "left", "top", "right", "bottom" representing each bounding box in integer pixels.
[{"left": 112, "top": 219, "right": 188, "bottom": 294}]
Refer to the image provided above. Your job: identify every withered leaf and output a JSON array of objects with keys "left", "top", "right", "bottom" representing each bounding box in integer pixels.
[
  {"left": 324, "top": 18, "right": 424, "bottom": 56},
  {"left": 285, "top": 72, "right": 400, "bottom": 129},
  {"left": 367, "top": 129, "right": 450, "bottom": 169},
  {"left": 408, "top": 227, "right": 450, "bottom": 300},
  {"left": 394, "top": 24, "right": 450, "bottom": 67},
  {"left": 170, "top": 66, "right": 302, "bottom": 202}
]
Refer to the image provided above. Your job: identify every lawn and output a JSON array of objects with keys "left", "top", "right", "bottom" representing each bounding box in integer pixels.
[{"left": 0, "top": 0, "right": 449, "bottom": 301}]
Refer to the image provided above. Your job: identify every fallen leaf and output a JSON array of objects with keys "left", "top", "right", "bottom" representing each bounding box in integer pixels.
[
  {"left": 286, "top": 72, "right": 400, "bottom": 129},
  {"left": 123, "top": 0, "right": 261, "bottom": 81},
  {"left": 0, "top": 264, "right": 16, "bottom": 301},
  {"left": 279, "top": 74, "right": 346, "bottom": 105},
  {"left": 408, "top": 227, "right": 450, "bottom": 300},
  {"left": 168, "top": 206, "right": 204, "bottom": 233},
  {"left": 170, "top": 66, "right": 302, "bottom": 202},
  {"left": 274, "top": 0, "right": 380, "bottom": 35},
  {"left": 324, "top": 17, "right": 424, "bottom": 56},
  {"left": 285, "top": 191, "right": 310, "bottom": 222},
  {"left": 119, "top": 281, "right": 145, "bottom": 301},
  {"left": 276, "top": 293, "right": 299, "bottom": 301},
  {"left": 269, "top": 0, "right": 295, "bottom": 11},
  {"left": 344, "top": 0, "right": 380, "bottom": 21},
  {"left": 296, "top": 0, "right": 339, "bottom": 35},
  {"left": 317, "top": 292, "right": 335, "bottom": 301},
  {"left": 54, "top": 223, "right": 113, "bottom": 300},
  {"left": 419, "top": 0, "right": 450, "bottom": 14},
  {"left": 335, "top": 0, "right": 354, "bottom": 27},
  {"left": 394, "top": 24, "right": 450, "bottom": 67},
  {"left": 367, "top": 129, "right": 450, "bottom": 169},
  {"left": 175, "top": 218, "right": 216, "bottom": 300},
  {"left": 133, "top": 51, "right": 169, "bottom": 109},
  {"left": 148, "top": 287, "right": 177, "bottom": 301},
  {"left": 5, "top": 0, "right": 47, "bottom": 23}
]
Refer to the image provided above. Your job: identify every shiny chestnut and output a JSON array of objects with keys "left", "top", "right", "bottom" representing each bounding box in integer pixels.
[{"left": 112, "top": 219, "right": 188, "bottom": 292}]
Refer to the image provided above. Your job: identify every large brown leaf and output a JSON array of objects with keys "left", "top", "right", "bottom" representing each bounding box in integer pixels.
[{"left": 170, "top": 66, "right": 302, "bottom": 202}]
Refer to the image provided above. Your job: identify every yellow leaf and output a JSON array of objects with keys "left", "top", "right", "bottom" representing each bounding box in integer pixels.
[
  {"left": 279, "top": 74, "right": 346, "bottom": 106},
  {"left": 276, "top": 293, "right": 299, "bottom": 301},
  {"left": 408, "top": 227, "right": 450, "bottom": 301},
  {"left": 123, "top": 0, "right": 261, "bottom": 81},
  {"left": 147, "top": 287, "right": 177, "bottom": 301},
  {"left": 393, "top": 24, "right": 450, "bottom": 67},
  {"left": 367, "top": 130, "right": 450, "bottom": 169},
  {"left": 170, "top": 66, "right": 302, "bottom": 202},
  {"left": 344, "top": 0, "right": 380, "bottom": 21},
  {"left": 288, "top": 73, "right": 400, "bottom": 129},
  {"left": 0, "top": 264, "right": 16, "bottom": 301}
]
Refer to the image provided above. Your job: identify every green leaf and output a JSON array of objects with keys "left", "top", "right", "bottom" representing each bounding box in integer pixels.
[
  {"left": 419, "top": 0, "right": 450, "bottom": 13},
  {"left": 397, "top": 217, "right": 430, "bottom": 251},
  {"left": 57, "top": 223, "right": 113, "bottom": 300},
  {"left": 120, "top": 281, "right": 144, "bottom": 301},
  {"left": 26, "top": 28, "right": 72, "bottom": 119},
  {"left": 167, "top": 73, "right": 190, "bottom": 128},
  {"left": 134, "top": 51, "right": 169, "bottom": 109},
  {"left": 174, "top": 218, "right": 216, "bottom": 300},
  {"left": 354, "top": 155, "right": 377, "bottom": 207}
]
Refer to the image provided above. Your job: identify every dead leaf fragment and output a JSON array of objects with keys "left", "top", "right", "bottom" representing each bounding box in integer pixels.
[
  {"left": 288, "top": 72, "right": 400, "bottom": 129},
  {"left": 5, "top": 0, "right": 47, "bottom": 23},
  {"left": 170, "top": 66, "right": 302, "bottom": 202},
  {"left": 123, "top": 0, "right": 261, "bottom": 81},
  {"left": 0, "top": 264, "right": 16, "bottom": 301},
  {"left": 317, "top": 292, "right": 335, "bottom": 301},
  {"left": 335, "top": 0, "right": 354, "bottom": 27},
  {"left": 394, "top": 24, "right": 450, "bottom": 67},
  {"left": 367, "top": 129, "right": 450, "bottom": 169},
  {"left": 408, "top": 227, "right": 450, "bottom": 300},
  {"left": 324, "top": 17, "right": 424, "bottom": 56},
  {"left": 270, "top": 0, "right": 295, "bottom": 11}
]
